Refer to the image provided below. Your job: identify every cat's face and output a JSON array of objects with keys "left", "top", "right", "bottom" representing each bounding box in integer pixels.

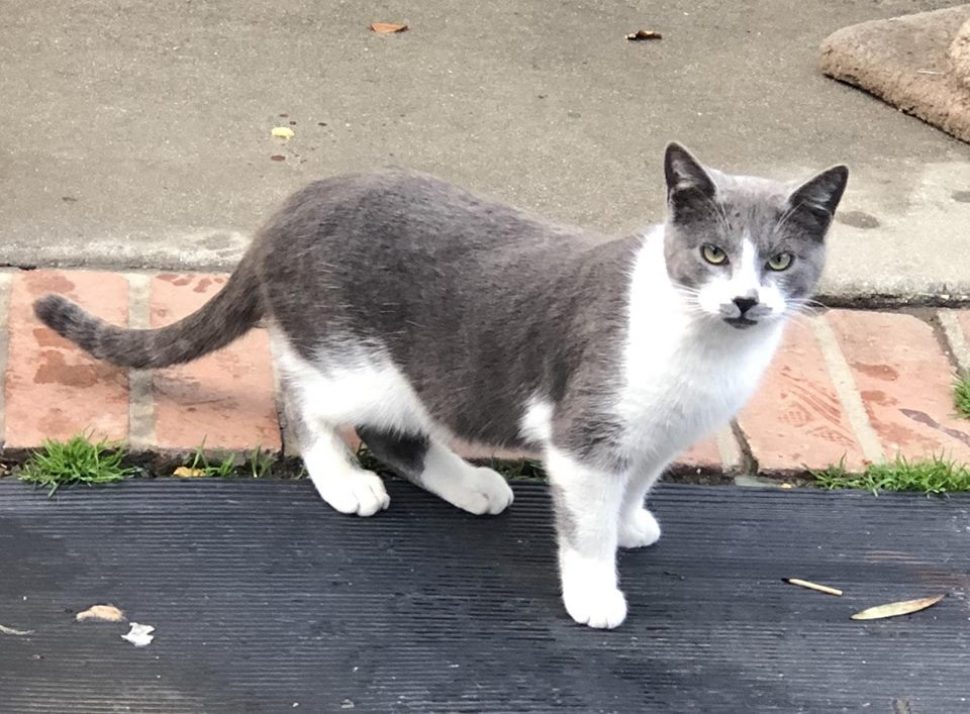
[{"left": 661, "top": 143, "right": 848, "bottom": 330}]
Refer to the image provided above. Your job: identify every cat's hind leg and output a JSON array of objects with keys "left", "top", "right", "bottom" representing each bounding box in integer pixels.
[
  {"left": 358, "top": 426, "right": 514, "bottom": 516},
  {"left": 273, "top": 338, "right": 390, "bottom": 517},
  {"left": 301, "top": 422, "right": 390, "bottom": 516}
]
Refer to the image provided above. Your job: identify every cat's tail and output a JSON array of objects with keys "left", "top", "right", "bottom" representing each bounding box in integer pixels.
[{"left": 33, "top": 256, "right": 263, "bottom": 369}]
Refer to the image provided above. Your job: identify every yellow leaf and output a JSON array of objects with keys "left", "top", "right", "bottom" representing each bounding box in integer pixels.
[
  {"left": 271, "top": 126, "right": 295, "bottom": 140},
  {"left": 369, "top": 22, "right": 408, "bottom": 34},
  {"left": 850, "top": 594, "right": 945, "bottom": 621},
  {"left": 76, "top": 604, "right": 126, "bottom": 622},
  {"left": 173, "top": 466, "right": 206, "bottom": 478}
]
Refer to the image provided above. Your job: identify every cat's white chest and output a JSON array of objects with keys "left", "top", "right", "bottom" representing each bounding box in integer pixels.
[{"left": 616, "top": 235, "right": 782, "bottom": 462}]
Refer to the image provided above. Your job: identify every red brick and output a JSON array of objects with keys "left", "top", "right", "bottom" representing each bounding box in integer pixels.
[
  {"left": 739, "top": 318, "right": 866, "bottom": 472},
  {"left": 150, "top": 273, "right": 281, "bottom": 452},
  {"left": 828, "top": 310, "right": 970, "bottom": 462},
  {"left": 4, "top": 271, "right": 129, "bottom": 448},
  {"left": 956, "top": 310, "right": 970, "bottom": 371},
  {"left": 675, "top": 437, "right": 723, "bottom": 470}
]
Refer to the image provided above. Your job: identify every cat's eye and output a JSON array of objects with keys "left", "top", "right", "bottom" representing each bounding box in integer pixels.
[
  {"left": 701, "top": 244, "right": 727, "bottom": 265},
  {"left": 766, "top": 252, "right": 794, "bottom": 271}
]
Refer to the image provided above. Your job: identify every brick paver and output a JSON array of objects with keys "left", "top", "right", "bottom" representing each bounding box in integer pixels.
[
  {"left": 150, "top": 273, "right": 281, "bottom": 453},
  {"left": 739, "top": 317, "right": 868, "bottom": 472},
  {"left": 2, "top": 269, "right": 970, "bottom": 477},
  {"left": 827, "top": 310, "right": 970, "bottom": 463},
  {"left": 4, "top": 271, "right": 129, "bottom": 449}
]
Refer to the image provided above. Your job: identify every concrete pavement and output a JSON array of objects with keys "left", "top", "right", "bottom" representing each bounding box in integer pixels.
[{"left": 1, "top": 0, "right": 968, "bottom": 300}]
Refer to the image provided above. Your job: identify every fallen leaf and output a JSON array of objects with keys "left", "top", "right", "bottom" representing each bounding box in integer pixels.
[
  {"left": 173, "top": 466, "right": 206, "bottom": 478},
  {"left": 76, "top": 604, "right": 126, "bottom": 622},
  {"left": 369, "top": 22, "right": 408, "bottom": 34},
  {"left": 0, "top": 624, "right": 34, "bottom": 636},
  {"left": 626, "top": 29, "right": 662, "bottom": 41},
  {"left": 271, "top": 126, "right": 295, "bottom": 140},
  {"left": 784, "top": 578, "right": 843, "bottom": 596},
  {"left": 122, "top": 622, "right": 155, "bottom": 647},
  {"left": 850, "top": 594, "right": 945, "bottom": 621}
]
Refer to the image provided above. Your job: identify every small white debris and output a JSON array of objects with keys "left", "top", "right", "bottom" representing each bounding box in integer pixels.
[
  {"left": 0, "top": 624, "right": 34, "bottom": 636},
  {"left": 121, "top": 622, "right": 155, "bottom": 647}
]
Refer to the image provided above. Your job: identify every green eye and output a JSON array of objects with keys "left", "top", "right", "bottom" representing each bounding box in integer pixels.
[
  {"left": 701, "top": 244, "right": 727, "bottom": 265},
  {"left": 766, "top": 252, "right": 793, "bottom": 271}
]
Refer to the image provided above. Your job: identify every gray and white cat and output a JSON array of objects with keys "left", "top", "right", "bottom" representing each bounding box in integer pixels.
[{"left": 35, "top": 144, "right": 847, "bottom": 629}]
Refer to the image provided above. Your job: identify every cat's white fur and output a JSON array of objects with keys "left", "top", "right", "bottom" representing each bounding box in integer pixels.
[
  {"left": 523, "top": 227, "right": 783, "bottom": 627},
  {"left": 272, "top": 225, "right": 784, "bottom": 630},
  {"left": 271, "top": 331, "right": 514, "bottom": 517}
]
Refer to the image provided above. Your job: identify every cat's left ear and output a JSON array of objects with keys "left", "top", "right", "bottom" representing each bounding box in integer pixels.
[{"left": 786, "top": 165, "right": 849, "bottom": 235}]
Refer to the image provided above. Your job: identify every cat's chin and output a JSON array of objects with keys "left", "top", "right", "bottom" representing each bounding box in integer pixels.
[{"left": 722, "top": 316, "right": 758, "bottom": 330}]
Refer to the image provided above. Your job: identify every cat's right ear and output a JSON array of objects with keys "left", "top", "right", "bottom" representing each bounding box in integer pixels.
[{"left": 664, "top": 142, "right": 716, "bottom": 222}]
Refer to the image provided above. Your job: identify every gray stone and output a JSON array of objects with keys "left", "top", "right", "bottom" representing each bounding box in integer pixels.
[{"left": 820, "top": 5, "right": 970, "bottom": 144}]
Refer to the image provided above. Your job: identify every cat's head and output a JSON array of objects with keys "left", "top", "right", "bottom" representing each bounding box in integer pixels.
[{"left": 661, "top": 142, "right": 848, "bottom": 330}]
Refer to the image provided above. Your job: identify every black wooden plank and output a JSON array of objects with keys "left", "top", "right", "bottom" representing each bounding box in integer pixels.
[{"left": 1, "top": 479, "right": 968, "bottom": 713}]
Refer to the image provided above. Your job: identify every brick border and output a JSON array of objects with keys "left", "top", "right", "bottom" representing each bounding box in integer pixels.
[{"left": 2, "top": 269, "right": 970, "bottom": 476}]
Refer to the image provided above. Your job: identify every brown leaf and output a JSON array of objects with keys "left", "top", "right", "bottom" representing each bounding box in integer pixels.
[
  {"left": 76, "top": 604, "right": 126, "bottom": 623},
  {"left": 369, "top": 22, "right": 408, "bottom": 34},
  {"left": 850, "top": 594, "right": 945, "bottom": 621},
  {"left": 173, "top": 466, "right": 206, "bottom": 478},
  {"left": 626, "top": 30, "right": 662, "bottom": 41}
]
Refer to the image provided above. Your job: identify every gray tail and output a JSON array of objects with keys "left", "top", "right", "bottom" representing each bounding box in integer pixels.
[{"left": 33, "top": 258, "right": 263, "bottom": 369}]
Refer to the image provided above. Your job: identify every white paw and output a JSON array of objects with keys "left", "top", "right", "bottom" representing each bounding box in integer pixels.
[
  {"left": 562, "top": 580, "right": 628, "bottom": 629},
  {"left": 449, "top": 466, "right": 515, "bottom": 516},
  {"left": 618, "top": 507, "right": 661, "bottom": 549},
  {"left": 312, "top": 468, "right": 390, "bottom": 517}
]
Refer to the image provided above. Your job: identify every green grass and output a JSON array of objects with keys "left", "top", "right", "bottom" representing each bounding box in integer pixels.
[
  {"left": 812, "top": 455, "right": 970, "bottom": 495},
  {"left": 955, "top": 373, "right": 970, "bottom": 419},
  {"left": 19, "top": 435, "right": 136, "bottom": 495},
  {"left": 183, "top": 444, "right": 277, "bottom": 478},
  {"left": 184, "top": 444, "right": 237, "bottom": 477}
]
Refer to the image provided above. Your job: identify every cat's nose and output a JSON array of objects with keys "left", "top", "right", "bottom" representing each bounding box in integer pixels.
[{"left": 732, "top": 296, "right": 758, "bottom": 315}]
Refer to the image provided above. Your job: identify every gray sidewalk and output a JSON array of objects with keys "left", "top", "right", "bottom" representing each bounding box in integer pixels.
[{"left": 2, "top": 0, "right": 968, "bottom": 299}]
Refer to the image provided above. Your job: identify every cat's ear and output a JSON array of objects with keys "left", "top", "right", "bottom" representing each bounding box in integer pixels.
[
  {"left": 786, "top": 165, "right": 849, "bottom": 235},
  {"left": 664, "top": 142, "right": 716, "bottom": 222}
]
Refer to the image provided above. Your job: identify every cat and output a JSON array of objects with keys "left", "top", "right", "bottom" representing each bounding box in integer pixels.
[{"left": 34, "top": 143, "right": 848, "bottom": 629}]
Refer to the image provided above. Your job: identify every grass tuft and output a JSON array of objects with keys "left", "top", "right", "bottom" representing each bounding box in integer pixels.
[
  {"left": 19, "top": 435, "right": 136, "bottom": 496},
  {"left": 185, "top": 444, "right": 237, "bottom": 477},
  {"left": 955, "top": 373, "right": 970, "bottom": 419},
  {"left": 812, "top": 455, "right": 970, "bottom": 495},
  {"left": 183, "top": 444, "right": 277, "bottom": 479}
]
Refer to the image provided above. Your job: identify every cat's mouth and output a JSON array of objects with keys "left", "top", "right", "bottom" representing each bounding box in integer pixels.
[{"left": 723, "top": 316, "right": 758, "bottom": 329}]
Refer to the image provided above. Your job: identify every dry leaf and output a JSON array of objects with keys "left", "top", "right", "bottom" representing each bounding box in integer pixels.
[
  {"left": 850, "top": 594, "right": 945, "bottom": 621},
  {"left": 369, "top": 22, "right": 408, "bottom": 34},
  {"left": 173, "top": 466, "right": 206, "bottom": 478},
  {"left": 784, "top": 578, "right": 843, "bottom": 596},
  {"left": 0, "top": 624, "right": 34, "bottom": 636},
  {"left": 76, "top": 604, "right": 126, "bottom": 622},
  {"left": 122, "top": 622, "right": 155, "bottom": 647},
  {"left": 271, "top": 127, "right": 295, "bottom": 140},
  {"left": 626, "top": 30, "right": 662, "bottom": 41}
]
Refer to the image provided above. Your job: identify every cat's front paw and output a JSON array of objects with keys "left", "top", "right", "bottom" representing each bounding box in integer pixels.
[
  {"left": 562, "top": 581, "right": 628, "bottom": 629},
  {"left": 618, "top": 507, "right": 661, "bottom": 549},
  {"left": 312, "top": 468, "right": 390, "bottom": 517}
]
